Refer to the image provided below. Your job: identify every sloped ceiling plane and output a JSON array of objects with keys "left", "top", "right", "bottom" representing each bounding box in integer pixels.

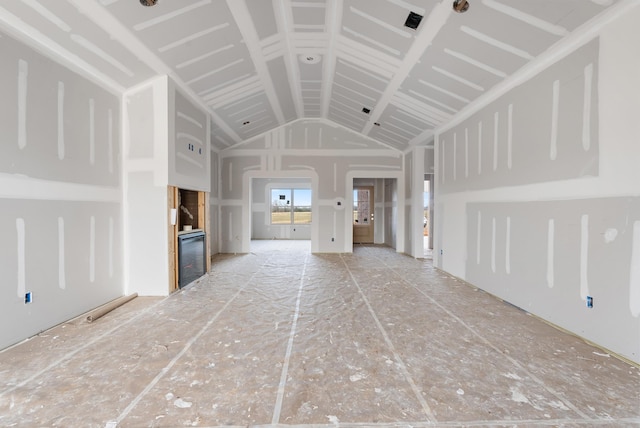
[{"left": 0, "top": 0, "right": 620, "bottom": 151}]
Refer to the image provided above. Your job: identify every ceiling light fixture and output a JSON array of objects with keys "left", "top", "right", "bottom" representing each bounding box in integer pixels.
[
  {"left": 453, "top": 0, "right": 469, "bottom": 13},
  {"left": 139, "top": 0, "right": 158, "bottom": 6}
]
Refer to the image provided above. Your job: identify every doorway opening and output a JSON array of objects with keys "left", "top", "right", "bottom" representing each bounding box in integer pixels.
[
  {"left": 424, "top": 174, "right": 434, "bottom": 257},
  {"left": 353, "top": 186, "right": 374, "bottom": 244},
  {"left": 250, "top": 177, "right": 313, "bottom": 252}
]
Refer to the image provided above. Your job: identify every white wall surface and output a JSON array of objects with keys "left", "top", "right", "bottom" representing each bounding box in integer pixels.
[
  {"left": 209, "top": 148, "right": 221, "bottom": 256},
  {"left": 123, "top": 78, "right": 170, "bottom": 296},
  {"left": 0, "top": 31, "right": 123, "bottom": 350},
  {"left": 434, "top": 4, "right": 640, "bottom": 363},
  {"left": 168, "top": 80, "right": 211, "bottom": 192},
  {"left": 220, "top": 119, "right": 404, "bottom": 253}
]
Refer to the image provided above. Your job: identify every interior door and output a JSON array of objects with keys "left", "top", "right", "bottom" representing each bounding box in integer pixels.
[{"left": 353, "top": 186, "right": 374, "bottom": 244}]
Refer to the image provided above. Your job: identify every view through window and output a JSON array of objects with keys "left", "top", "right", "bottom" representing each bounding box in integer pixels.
[{"left": 271, "top": 188, "right": 312, "bottom": 224}]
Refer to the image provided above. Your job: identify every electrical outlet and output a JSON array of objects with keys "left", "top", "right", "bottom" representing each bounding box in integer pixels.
[
  {"left": 24, "top": 292, "right": 32, "bottom": 304},
  {"left": 586, "top": 296, "right": 593, "bottom": 308}
]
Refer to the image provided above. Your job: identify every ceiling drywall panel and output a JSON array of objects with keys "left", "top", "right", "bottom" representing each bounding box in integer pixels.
[{"left": 0, "top": 0, "right": 624, "bottom": 152}]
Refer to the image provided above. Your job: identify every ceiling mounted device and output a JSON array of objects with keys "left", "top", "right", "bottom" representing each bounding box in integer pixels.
[
  {"left": 299, "top": 54, "right": 321, "bottom": 65},
  {"left": 453, "top": 0, "right": 469, "bottom": 13},
  {"left": 404, "top": 12, "right": 424, "bottom": 30},
  {"left": 140, "top": 0, "right": 158, "bottom": 6}
]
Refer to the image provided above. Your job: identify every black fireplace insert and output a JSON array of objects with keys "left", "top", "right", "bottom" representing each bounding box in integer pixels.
[{"left": 177, "top": 230, "right": 206, "bottom": 288}]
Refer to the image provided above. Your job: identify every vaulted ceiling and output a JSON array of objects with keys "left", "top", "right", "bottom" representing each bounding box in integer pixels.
[{"left": 0, "top": 0, "right": 620, "bottom": 151}]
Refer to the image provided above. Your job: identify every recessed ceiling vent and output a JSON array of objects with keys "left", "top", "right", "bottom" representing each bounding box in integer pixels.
[
  {"left": 404, "top": 11, "right": 423, "bottom": 30},
  {"left": 140, "top": 0, "right": 158, "bottom": 6}
]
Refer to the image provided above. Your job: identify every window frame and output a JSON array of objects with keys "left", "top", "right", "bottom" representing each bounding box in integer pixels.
[{"left": 269, "top": 186, "right": 312, "bottom": 225}]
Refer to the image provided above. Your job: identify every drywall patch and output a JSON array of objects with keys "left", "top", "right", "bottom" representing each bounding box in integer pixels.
[
  {"left": 57, "top": 81, "right": 65, "bottom": 160},
  {"left": 604, "top": 228, "right": 618, "bottom": 243},
  {"left": 505, "top": 216, "right": 511, "bottom": 274},
  {"left": 476, "top": 211, "right": 481, "bottom": 265},
  {"left": 89, "top": 215, "right": 96, "bottom": 283},
  {"left": 453, "top": 133, "right": 457, "bottom": 181},
  {"left": 493, "top": 112, "right": 499, "bottom": 171},
  {"left": 550, "top": 80, "right": 560, "bottom": 161},
  {"left": 491, "top": 216, "right": 496, "bottom": 273},
  {"left": 464, "top": 128, "right": 469, "bottom": 178},
  {"left": 547, "top": 219, "right": 555, "bottom": 288},
  {"left": 16, "top": 218, "right": 26, "bottom": 299},
  {"left": 477, "top": 121, "right": 482, "bottom": 175},
  {"left": 631, "top": 221, "right": 640, "bottom": 317},
  {"left": 507, "top": 104, "right": 513, "bottom": 170},
  {"left": 89, "top": 98, "right": 95, "bottom": 165},
  {"left": 109, "top": 216, "right": 114, "bottom": 278},
  {"left": 58, "top": 217, "right": 66, "bottom": 290},
  {"left": 108, "top": 109, "right": 114, "bottom": 173},
  {"left": 18, "top": 59, "right": 28, "bottom": 150},
  {"left": 580, "top": 214, "right": 589, "bottom": 300},
  {"left": 583, "top": 63, "right": 594, "bottom": 152}
]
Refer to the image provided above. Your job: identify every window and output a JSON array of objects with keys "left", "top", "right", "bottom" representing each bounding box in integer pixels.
[{"left": 271, "top": 188, "right": 312, "bottom": 224}]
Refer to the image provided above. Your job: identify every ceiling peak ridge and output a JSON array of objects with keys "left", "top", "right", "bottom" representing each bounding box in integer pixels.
[
  {"left": 221, "top": 117, "right": 403, "bottom": 153},
  {"left": 321, "top": 0, "right": 344, "bottom": 119},
  {"left": 274, "top": 0, "right": 304, "bottom": 119},
  {"left": 226, "top": 0, "right": 286, "bottom": 126},
  {"left": 361, "top": 0, "right": 453, "bottom": 137}
]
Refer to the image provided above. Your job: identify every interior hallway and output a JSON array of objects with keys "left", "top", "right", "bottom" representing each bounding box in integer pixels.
[{"left": 1, "top": 241, "right": 638, "bottom": 427}]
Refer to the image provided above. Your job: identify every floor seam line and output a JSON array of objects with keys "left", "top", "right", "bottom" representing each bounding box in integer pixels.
[
  {"left": 177, "top": 415, "right": 640, "bottom": 427},
  {"left": 112, "top": 255, "right": 276, "bottom": 426},
  {"left": 272, "top": 252, "right": 310, "bottom": 425},
  {"left": 339, "top": 253, "right": 438, "bottom": 424},
  {"left": 0, "top": 296, "right": 169, "bottom": 399},
  {"left": 368, "top": 248, "right": 590, "bottom": 420}
]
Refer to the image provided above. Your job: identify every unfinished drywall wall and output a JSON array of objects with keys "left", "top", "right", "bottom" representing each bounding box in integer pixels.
[
  {"left": 434, "top": 4, "right": 640, "bottom": 363},
  {"left": 406, "top": 147, "right": 429, "bottom": 258},
  {"left": 220, "top": 119, "right": 405, "bottom": 253},
  {"left": 168, "top": 81, "right": 210, "bottom": 192},
  {"left": 0, "top": 31, "right": 122, "bottom": 350},
  {"left": 383, "top": 178, "right": 398, "bottom": 249},
  {"left": 123, "top": 77, "right": 212, "bottom": 295},
  {"left": 209, "top": 147, "right": 220, "bottom": 255},
  {"left": 438, "top": 39, "right": 599, "bottom": 195},
  {"left": 466, "top": 198, "right": 640, "bottom": 361},
  {"left": 123, "top": 78, "right": 170, "bottom": 296},
  {"left": 251, "top": 178, "right": 312, "bottom": 240}
]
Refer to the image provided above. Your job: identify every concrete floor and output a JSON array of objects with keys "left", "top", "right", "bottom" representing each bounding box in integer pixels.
[{"left": 1, "top": 241, "right": 638, "bottom": 427}]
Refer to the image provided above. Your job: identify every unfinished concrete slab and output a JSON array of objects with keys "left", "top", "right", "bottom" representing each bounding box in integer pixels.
[{"left": 1, "top": 241, "right": 638, "bottom": 427}]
